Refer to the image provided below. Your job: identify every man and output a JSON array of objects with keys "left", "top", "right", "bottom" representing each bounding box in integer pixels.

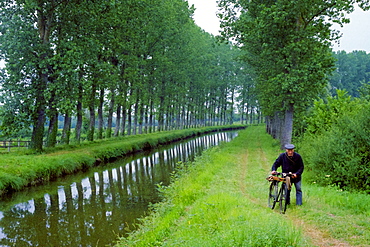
[{"left": 271, "top": 144, "right": 304, "bottom": 205}]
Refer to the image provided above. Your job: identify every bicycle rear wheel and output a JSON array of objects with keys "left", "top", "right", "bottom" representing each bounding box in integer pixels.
[
  {"left": 268, "top": 181, "right": 278, "bottom": 209},
  {"left": 279, "top": 183, "right": 288, "bottom": 214}
]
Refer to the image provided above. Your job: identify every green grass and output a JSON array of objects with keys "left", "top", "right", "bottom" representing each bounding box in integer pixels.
[
  {"left": 0, "top": 125, "right": 245, "bottom": 195},
  {"left": 116, "top": 125, "right": 370, "bottom": 247}
]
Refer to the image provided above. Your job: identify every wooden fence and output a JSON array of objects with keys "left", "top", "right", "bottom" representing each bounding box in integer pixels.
[{"left": 0, "top": 140, "right": 31, "bottom": 152}]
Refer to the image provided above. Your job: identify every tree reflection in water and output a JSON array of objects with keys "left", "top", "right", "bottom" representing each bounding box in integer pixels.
[{"left": 0, "top": 131, "right": 238, "bottom": 246}]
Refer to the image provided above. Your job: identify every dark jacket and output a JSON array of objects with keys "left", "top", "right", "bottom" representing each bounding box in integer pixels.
[{"left": 271, "top": 152, "right": 304, "bottom": 182}]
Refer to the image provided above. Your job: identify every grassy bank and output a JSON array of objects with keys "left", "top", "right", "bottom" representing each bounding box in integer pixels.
[
  {"left": 117, "top": 125, "right": 370, "bottom": 247},
  {"left": 0, "top": 125, "right": 245, "bottom": 196}
]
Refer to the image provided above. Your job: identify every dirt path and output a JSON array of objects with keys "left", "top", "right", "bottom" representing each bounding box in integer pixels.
[
  {"left": 238, "top": 141, "right": 353, "bottom": 247},
  {"left": 238, "top": 148, "right": 265, "bottom": 207},
  {"left": 239, "top": 150, "right": 248, "bottom": 196},
  {"left": 294, "top": 219, "right": 352, "bottom": 247}
]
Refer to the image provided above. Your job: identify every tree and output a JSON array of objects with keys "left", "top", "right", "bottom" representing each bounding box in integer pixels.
[
  {"left": 0, "top": 0, "right": 111, "bottom": 149},
  {"left": 218, "top": 0, "right": 370, "bottom": 147},
  {"left": 0, "top": 0, "right": 75, "bottom": 150},
  {"left": 329, "top": 51, "right": 370, "bottom": 97},
  {"left": 0, "top": 0, "right": 245, "bottom": 149}
]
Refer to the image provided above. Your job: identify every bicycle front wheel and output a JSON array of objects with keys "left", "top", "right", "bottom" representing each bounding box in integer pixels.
[
  {"left": 279, "top": 183, "right": 288, "bottom": 214},
  {"left": 268, "top": 181, "right": 278, "bottom": 209}
]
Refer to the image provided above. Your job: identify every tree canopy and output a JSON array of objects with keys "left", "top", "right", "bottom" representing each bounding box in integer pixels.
[
  {"left": 217, "top": 0, "right": 370, "bottom": 147},
  {"left": 0, "top": 0, "right": 256, "bottom": 151}
]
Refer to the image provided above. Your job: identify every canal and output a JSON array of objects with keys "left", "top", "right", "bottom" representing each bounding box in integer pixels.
[{"left": 0, "top": 131, "right": 238, "bottom": 247}]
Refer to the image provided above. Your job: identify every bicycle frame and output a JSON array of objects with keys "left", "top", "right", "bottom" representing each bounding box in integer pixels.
[{"left": 267, "top": 173, "right": 291, "bottom": 214}]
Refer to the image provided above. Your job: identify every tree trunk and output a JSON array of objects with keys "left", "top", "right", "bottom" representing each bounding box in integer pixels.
[
  {"left": 158, "top": 79, "right": 166, "bottom": 131},
  {"left": 62, "top": 112, "right": 71, "bottom": 144},
  {"left": 229, "top": 89, "right": 235, "bottom": 125},
  {"left": 97, "top": 88, "right": 104, "bottom": 139},
  {"left": 272, "top": 111, "right": 283, "bottom": 140},
  {"left": 210, "top": 100, "right": 215, "bottom": 126},
  {"left": 31, "top": 106, "right": 46, "bottom": 151},
  {"left": 250, "top": 106, "right": 254, "bottom": 124},
  {"left": 120, "top": 101, "right": 127, "bottom": 136},
  {"left": 127, "top": 105, "right": 132, "bottom": 136},
  {"left": 114, "top": 105, "right": 121, "bottom": 136},
  {"left": 133, "top": 91, "right": 139, "bottom": 135},
  {"left": 87, "top": 83, "right": 96, "bottom": 141},
  {"left": 144, "top": 103, "right": 149, "bottom": 134},
  {"left": 106, "top": 91, "right": 115, "bottom": 138},
  {"left": 75, "top": 83, "right": 83, "bottom": 144},
  {"left": 181, "top": 105, "right": 186, "bottom": 129},
  {"left": 281, "top": 103, "right": 294, "bottom": 148},
  {"left": 165, "top": 104, "right": 170, "bottom": 131},
  {"left": 149, "top": 98, "right": 154, "bottom": 133},
  {"left": 186, "top": 106, "right": 191, "bottom": 128},
  {"left": 176, "top": 104, "right": 181, "bottom": 130},
  {"left": 158, "top": 99, "right": 164, "bottom": 132},
  {"left": 46, "top": 111, "right": 58, "bottom": 148},
  {"left": 138, "top": 101, "right": 144, "bottom": 134}
]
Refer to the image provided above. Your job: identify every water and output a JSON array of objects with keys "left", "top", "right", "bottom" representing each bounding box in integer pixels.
[{"left": 0, "top": 131, "right": 238, "bottom": 247}]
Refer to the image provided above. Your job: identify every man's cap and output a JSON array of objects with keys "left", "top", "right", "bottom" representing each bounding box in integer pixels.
[{"left": 285, "top": 144, "right": 295, "bottom": 149}]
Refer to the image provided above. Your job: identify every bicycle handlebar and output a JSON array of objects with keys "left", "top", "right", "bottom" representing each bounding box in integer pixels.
[
  {"left": 266, "top": 172, "right": 293, "bottom": 182},
  {"left": 271, "top": 172, "right": 293, "bottom": 177}
]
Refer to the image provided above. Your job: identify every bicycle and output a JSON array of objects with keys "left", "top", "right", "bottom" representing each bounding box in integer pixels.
[{"left": 266, "top": 172, "right": 292, "bottom": 214}]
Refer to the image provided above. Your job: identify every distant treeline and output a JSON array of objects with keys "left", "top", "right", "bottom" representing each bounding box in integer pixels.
[{"left": 329, "top": 50, "right": 370, "bottom": 97}]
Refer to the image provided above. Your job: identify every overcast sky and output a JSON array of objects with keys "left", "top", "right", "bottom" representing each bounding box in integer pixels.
[{"left": 187, "top": 0, "right": 370, "bottom": 53}]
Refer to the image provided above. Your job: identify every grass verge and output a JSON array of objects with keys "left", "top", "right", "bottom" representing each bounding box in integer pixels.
[
  {"left": 0, "top": 125, "right": 245, "bottom": 196},
  {"left": 116, "top": 125, "right": 370, "bottom": 247}
]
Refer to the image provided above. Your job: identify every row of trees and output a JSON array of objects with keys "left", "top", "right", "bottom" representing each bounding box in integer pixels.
[
  {"left": 0, "top": 0, "right": 256, "bottom": 151},
  {"left": 216, "top": 0, "right": 370, "bottom": 191},
  {"left": 218, "top": 0, "right": 370, "bottom": 147},
  {"left": 2, "top": 0, "right": 368, "bottom": 154}
]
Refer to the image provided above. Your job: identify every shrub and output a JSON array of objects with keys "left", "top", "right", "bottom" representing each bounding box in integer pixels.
[{"left": 301, "top": 99, "right": 370, "bottom": 192}]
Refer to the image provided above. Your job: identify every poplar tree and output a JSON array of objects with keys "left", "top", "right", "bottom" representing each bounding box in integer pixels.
[
  {"left": 218, "top": 0, "right": 370, "bottom": 146},
  {"left": 0, "top": 0, "right": 72, "bottom": 151},
  {"left": 0, "top": 0, "right": 245, "bottom": 150}
]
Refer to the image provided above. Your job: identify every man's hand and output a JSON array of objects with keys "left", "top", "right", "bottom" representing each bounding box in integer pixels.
[
  {"left": 271, "top": 171, "right": 277, "bottom": 175},
  {"left": 292, "top": 173, "right": 297, "bottom": 178}
]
